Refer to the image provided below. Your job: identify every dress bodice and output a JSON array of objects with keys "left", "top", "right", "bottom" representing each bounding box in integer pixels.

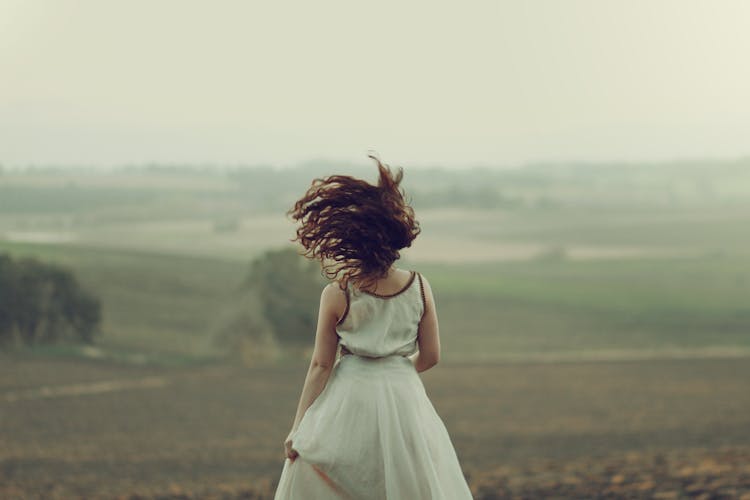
[
  {"left": 336, "top": 271, "right": 425, "bottom": 358},
  {"left": 278, "top": 269, "right": 474, "bottom": 499}
]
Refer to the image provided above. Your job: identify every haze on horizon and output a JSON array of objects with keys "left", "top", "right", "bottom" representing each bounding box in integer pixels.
[{"left": 1, "top": 0, "right": 749, "bottom": 169}]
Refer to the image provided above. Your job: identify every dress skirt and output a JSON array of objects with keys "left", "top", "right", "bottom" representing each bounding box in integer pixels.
[{"left": 273, "top": 354, "right": 474, "bottom": 499}]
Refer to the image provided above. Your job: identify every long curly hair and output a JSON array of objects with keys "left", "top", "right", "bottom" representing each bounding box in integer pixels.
[{"left": 288, "top": 153, "right": 421, "bottom": 290}]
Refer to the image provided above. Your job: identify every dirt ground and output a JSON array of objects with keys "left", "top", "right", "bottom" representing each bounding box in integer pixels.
[{"left": 1, "top": 354, "right": 749, "bottom": 499}]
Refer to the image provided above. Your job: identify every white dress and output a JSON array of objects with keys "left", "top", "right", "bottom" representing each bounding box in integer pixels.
[{"left": 273, "top": 271, "right": 474, "bottom": 500}]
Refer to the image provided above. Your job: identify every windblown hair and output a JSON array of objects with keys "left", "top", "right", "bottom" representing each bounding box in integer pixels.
[{"left": 288, "top": 153, "right": 421, "bottom": 291}]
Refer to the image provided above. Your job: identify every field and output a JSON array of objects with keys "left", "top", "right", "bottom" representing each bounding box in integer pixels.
[
  {"left": 1, "top": 162, "right": 750, "bottom": 497},
  {"left": 1, "top": 354, "right": 749, "bottom": 499},
  {"left": 2, "top": 238, "right": 749, "bottom": 363}
]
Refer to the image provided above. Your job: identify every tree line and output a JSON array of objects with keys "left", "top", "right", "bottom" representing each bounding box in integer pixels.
[{"left": 0, "top": 253, "right": 102, "bottom": 347}]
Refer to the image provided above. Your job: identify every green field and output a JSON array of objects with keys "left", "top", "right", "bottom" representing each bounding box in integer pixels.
[
  {"left": 0, "top": 240, "right": 243, "bottom": 358},
  {"left": 1, "top": 161, "right": 749, "bottom": 364},
  {"left": 1, "top": 240, "right": 749, "bottom": 364}
]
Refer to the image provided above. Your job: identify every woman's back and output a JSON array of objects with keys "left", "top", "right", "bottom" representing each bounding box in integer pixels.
[
  {"left": 336, "top": 269, "right": 425, "bottom": 359},
  {"left": 274, "top": 155, "right": 472, "bottom": 499},
  {"left": 276, "top": 267, "right": 473, "bottom": 499}
]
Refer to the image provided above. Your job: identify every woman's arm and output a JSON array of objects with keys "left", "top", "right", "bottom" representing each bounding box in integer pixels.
[
  {"left": 409, "top": 274, "right": 441, "bottom": 373},
  {"left": 284, "top": 283, "right": 346, "bottom": 461}
]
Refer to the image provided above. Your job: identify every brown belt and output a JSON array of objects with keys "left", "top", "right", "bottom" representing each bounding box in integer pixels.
[{"left": 339, "top": 344, "right": 407, "bottom": 359}]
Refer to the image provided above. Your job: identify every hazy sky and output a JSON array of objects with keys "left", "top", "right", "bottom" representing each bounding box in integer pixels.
[{"left": 2, "top": 0, "right": 749, "bottom": 168}]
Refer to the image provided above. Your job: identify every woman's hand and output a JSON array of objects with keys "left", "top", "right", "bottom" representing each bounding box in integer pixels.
[{"left": 284, "top": 430, "right": 299, "bottom": 462}]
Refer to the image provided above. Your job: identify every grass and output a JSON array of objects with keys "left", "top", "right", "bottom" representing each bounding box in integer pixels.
[
  {"left": 2, "top": 165, "right": 749, "bottom": 363},
  {"left": 0, "top": 240, "right": 246, "bottom": 357},
  {"left": 3, "top": 238, "right": 749, "bottom": 363},
  {"left": 414, "top": 254, "right": 750, "bottom": 360}
]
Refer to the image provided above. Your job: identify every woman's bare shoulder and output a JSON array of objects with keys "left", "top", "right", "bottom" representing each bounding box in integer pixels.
[
  {"left": 412, "top": 269, "right": 432, "bottom": 287},
  {"left": 321, "top": 282, "right": 349, "bottom": 324},
  {"left": 414, "top": 271, "right": 436, "bottom": 304},
  {"left": 322, "top": 281, "right": 347, "bottom": 297}
]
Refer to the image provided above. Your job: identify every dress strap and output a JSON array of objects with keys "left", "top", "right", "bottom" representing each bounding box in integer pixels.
[
  {"left": 416, "top": 272, "right": 426, "bottom": 319},
  {"left": 336, "top": 283, "right": 350, "bottom": 326}
]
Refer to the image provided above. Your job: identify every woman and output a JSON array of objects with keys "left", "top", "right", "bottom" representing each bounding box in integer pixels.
[{"left": 273, "top": 153, "right": 474, "bottom": 499}]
